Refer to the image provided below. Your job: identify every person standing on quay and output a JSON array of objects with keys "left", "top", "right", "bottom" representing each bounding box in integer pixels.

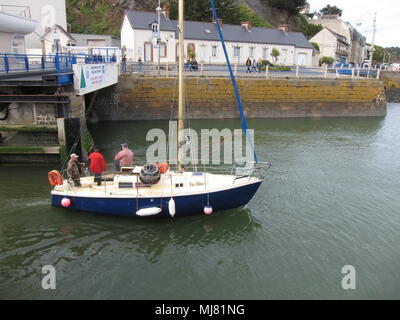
[
  {"left": 88, "top": 146, "right": 107, "bottom": 186},
  {"left": 114, "top": 143, "right": 134, "bottom": 171},
  {"left": 138, "top": 57, "right": 143, "bottom": 72},
  {"left": 121, "top": 55, "right": 127, "bottom": 73},
  {"left": 246, "top": 57, "right": 252, "bottom": 73}
]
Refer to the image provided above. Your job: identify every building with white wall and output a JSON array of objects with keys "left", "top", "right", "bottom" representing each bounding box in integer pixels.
[
  {"left": 310, "top": 14, "right": 366, "bottom": 65},
  {"left": 310, "top": 27, "right": 350, "bottom": 64},
  {"left": 42, "top": 24, "right": 75, "bottom": 54},
  {"left": 121, "top": 9, "right": 315, "bottom": 66}
]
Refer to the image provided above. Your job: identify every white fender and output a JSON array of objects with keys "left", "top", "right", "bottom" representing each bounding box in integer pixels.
[
  {"left": 168, "top": 198, "right": 176, "bottom": 217},
  {"left": 136, "top": 207, "right": 162, "bottom": 217}
]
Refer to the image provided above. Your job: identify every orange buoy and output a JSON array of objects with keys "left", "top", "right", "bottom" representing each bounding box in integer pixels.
[
  {"left": 48, "top": 170, "right": 63, "bottom": 186},
  {"left": 156, "top": 163, "right": 169, "bottom": 174}
]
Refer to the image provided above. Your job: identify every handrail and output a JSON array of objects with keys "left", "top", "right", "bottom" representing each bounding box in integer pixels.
[{"left": 0, "top": 52, "right": 117, "bottom": 75}]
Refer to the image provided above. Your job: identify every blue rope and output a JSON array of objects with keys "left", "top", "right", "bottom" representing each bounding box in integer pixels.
[{"left": 209, "top": 0, "right": 258, "bottom": 164}]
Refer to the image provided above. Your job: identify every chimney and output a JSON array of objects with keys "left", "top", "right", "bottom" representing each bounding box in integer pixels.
[
  {"left": 213, "top": 18, "right": 223, "bottom": 27},
  {"left": 162, "top": 4, "right": 170, "bottom": 19},
  {"left": 241, "top": 21, "right": 252, "bottom": 32},
  {"left": 277, "top": 24, "right": 289, "bottom": 34}
]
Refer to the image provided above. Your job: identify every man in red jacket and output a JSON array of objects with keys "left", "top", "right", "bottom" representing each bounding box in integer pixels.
[{"left": 88, "top": 146, "right": 107, "bottom": 186}]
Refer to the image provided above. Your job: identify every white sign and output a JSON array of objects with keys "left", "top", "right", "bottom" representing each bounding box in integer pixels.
[{"left": 73, "top": 63, "right": 118, "bottom": 96}]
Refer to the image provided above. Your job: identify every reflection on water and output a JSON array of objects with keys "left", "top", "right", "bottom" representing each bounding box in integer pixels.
[{"left": 1, "top": 104, "right": 400, "bottom": 299}]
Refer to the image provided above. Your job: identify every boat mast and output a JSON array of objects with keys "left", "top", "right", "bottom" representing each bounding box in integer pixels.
[{"left": 177, "top": 0, "right": 185, "bottom": 172}]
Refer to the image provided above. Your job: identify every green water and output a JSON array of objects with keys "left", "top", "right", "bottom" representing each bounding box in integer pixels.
[{"left": 1, "top": 103, "right": 400, "bottom": 299}]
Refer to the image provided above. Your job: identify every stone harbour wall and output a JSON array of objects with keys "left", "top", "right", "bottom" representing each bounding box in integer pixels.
[
  {"left": 91, "top": 77, "right": 387, "bottom": 121},
  {"left": 381, "top": 71, "right": 400, "bottom": 102}
]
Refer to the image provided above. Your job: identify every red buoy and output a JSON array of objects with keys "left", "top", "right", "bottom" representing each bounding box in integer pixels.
[
  {"left": 61, "top": 198, "right": 71, "bottom": 208},
  {"left": 204, "top": 205, "right": 213, "bottom": 215}
]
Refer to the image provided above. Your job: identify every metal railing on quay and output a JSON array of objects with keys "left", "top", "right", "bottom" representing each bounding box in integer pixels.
[
  {"left": 119, "top": 62, "right": 384, "bottom": 80},
  {"left": 0, "top": 53, "right": 117, "bottom": 75}
]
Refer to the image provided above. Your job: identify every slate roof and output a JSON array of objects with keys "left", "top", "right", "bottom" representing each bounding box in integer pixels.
[
  {"left": 325, "top": 27, "right": 350, "bottom": 46},
  {"left": 44, "top": 24, "right": 76, "bottom": 41},
  {"left": 125, "top": 10, "right": 314, "bottom": 49}
]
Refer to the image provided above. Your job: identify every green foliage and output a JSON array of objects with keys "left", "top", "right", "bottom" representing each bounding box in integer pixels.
[
  {"left": 320, "top": 5, "right": 343, "bottom": 16},
  {"left": 262, "top": 0, "right": 307, "bottom": 16},
  {"left": 262, "top": 60, "right": 274, "bottom": 66},
  {"left": 187, "top": 46, "right": 196, "bottom": 59},
  {"left": 311, "top": 42, "right": 320, "bottom": 51},
  {"left": 234, "top": 4, "right": 272, "bottom": 28},
  {"left": 296, "top": 14, "right": 323, "bottom": 38},
  {"left": 67, "top": 0, "right": 119, "bottom": 35},
  {"left": 271, "top": 48, "right": 280, "bottom": 63},
  {"left": 320, "top": 56, "right": 334, "bottom": 65},
  {"left": 83, "top": 130, "right": 94, "bottom": 154},
  {"left": 169, "top": 0, "right": 239, "bottom": 23},
  {"left": 169, "top": 0, "right": 271, "bottom": 27},
  {"left": 373, "top": 45, "right": 385, "bottom": 63},
  {"left": 259, "top": 65, "right": 291, "bottom": 71},
  {"left": 385, "top": 47, "right": 400, "bottom": 62},
  {"left": 270, "top": 66, "right": 291, "bottom": 71}
]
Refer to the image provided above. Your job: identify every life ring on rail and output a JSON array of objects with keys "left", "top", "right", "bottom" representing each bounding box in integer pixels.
[{"left": 48, "top": 170, "right": 63, "bottom": 186}]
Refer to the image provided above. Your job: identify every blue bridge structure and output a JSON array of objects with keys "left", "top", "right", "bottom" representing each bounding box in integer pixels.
[{"left": 0, "top": 52, "right": 117, "bottom": 85}]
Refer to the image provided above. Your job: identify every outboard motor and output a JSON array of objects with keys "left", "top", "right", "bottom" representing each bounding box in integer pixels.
[{"left": 139, "top": 163, "right": 161, "bottom": 185}]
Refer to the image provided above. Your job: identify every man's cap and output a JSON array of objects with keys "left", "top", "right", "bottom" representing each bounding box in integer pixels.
[
  {"left": 70, "top": 153, "right": 79, "bottom": 158},
  {"left": 121, "top": 143, "right": 128, "bottom": 148}
]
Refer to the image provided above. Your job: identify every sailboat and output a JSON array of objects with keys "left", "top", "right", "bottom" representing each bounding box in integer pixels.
[{"left": 49, "top": 0, "right": 269, "bottom": 218}]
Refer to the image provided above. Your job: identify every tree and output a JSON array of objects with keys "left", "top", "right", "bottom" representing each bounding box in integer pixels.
[
  {"left": 320, "top": 5, "right": 343, "bottom": 16},
  {"left": 264, "top": 0, "right": 307, "bottom": 16},
  {"left": 271, "top": 48, "right": 280, "bottom": 63},
  {"left": 373, "top": 45, "right": 385, "bottom": 63},
  {"left": 296, "top": 14, "right": 322, "bottom": 38},
  {"left": 311, "top": 42, "right": 320, "bottom": 51},
  {"left": 320, "top": 56, "right": 334, "bottom": 66},
  {"left": 169, "top": 0, "right": 240, "bottom": 24}
]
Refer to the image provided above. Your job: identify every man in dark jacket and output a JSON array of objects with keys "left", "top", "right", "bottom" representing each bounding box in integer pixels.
[
  {"left": 246, "top": 57, "right": 252, "bottom": 73},
  {"left": 67, "top": 154, "right": 84, "bottom": 187}
]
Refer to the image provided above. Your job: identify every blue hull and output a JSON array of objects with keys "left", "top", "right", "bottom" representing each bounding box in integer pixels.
[{"left": 51, "top": 181, "right": 262, "bottom": 218}]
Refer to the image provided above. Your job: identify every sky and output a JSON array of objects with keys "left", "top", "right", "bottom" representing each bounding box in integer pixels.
[{"left": 308, "top": 0, "right": 400, "bottom": 47}]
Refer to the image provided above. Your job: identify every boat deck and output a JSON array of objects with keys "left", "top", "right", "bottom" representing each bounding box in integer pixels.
[{"left": 52, "top": 170, "right": 261, "bottom": 198}]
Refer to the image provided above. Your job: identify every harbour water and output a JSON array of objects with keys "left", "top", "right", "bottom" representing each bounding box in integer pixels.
[{"left": 1, "top": 103, "right": 399, "bottom": 299}]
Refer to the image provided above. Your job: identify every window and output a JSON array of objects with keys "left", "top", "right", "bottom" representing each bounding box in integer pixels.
[
  {"left": 249, "top": 46, "right": 255, "bottom": 58},
  {"left": 151, "top": 23, "right": 159, "bottom": 38},
  {"left": 262, "top": 47, "right": 268, "bottom": 60},
  {"left": 200, "top": 45, "right": 206, "bottom": 60},
  {"left": 160, "top": 43, "right": 167, "bottom": 58},
  {"left": 11, "top": 34, "right": 26, "bottom": 55},
  {"left": 212, "top": 45, "right": 217, "bottom": 57},
  {"left": 187, "top": 43, "right": 195, "bottom": 59},
  {"left": 233, "top": 46, "right": 241, "bottom": 57}
]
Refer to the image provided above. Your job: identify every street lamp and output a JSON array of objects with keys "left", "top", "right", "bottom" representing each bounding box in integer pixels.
[
  {"left": 156, "top": 2, "right": 162, "bottom": 74},
  {"left": 356, "top": 12, "right": 377, "bottom": 75}
]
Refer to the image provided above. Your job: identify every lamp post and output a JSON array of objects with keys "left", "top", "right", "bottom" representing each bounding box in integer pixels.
[
  {"left": 356, "top": 12, "right": 377, "bottom": 73},
  {"left": 156, "top": 2, "right": 162, "bottom": 74},
  {"left": 367, "top": 12, "right": 377, "bottom": 75}
]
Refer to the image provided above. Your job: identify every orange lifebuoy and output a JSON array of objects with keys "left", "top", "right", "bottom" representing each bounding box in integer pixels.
[
  {"left": 156, "top": 163, "right": 169, "bottom": 174},
  {"left": 48, "top": 170, "right": 63, "bottom": 186}
]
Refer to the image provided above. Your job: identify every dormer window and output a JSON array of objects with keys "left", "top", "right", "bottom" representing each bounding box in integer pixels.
[{"left": 151, "top": 22, "right": 159, "bottom": 34}]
